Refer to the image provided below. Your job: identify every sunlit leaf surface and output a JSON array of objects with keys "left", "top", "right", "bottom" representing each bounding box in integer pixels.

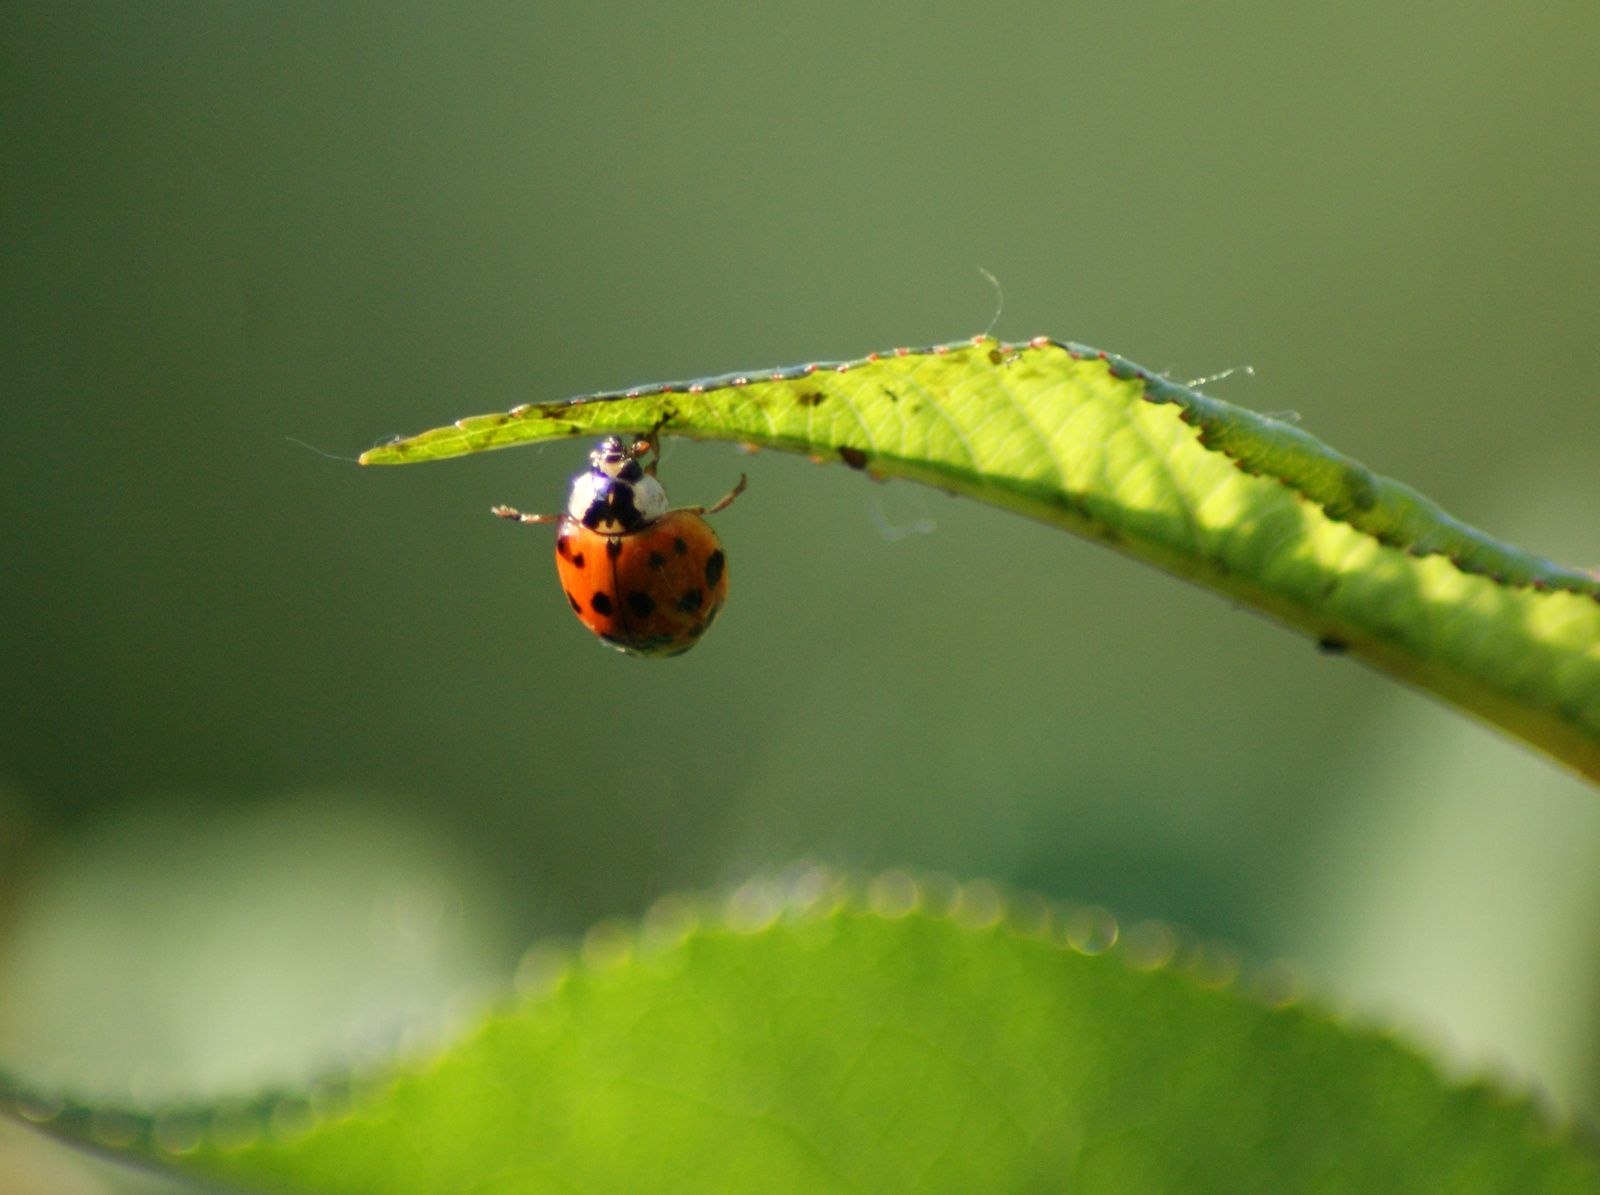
[
  {"left": 360, "top": 337, "right": 1600, "bottom": 784},
  {"left": 9, "top": 889, "right": 1596, "bottom": 1194}
]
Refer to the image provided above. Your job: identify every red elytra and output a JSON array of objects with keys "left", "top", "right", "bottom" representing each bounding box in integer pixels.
[{"left": 554, "top": 510, "right": 728, "bottom": 658}]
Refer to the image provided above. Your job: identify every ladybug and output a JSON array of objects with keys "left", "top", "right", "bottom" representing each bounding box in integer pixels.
[{"left": 492, "top": 433, "right": 746, "bottom": 657}]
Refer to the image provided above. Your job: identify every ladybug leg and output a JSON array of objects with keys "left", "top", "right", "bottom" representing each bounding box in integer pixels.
[
  {"left": 631, "top": 413, "right": 674, "bottom": 476},
  {"left": 630, "top": 436, "right": 659, "bottom": 477},
  {"left": 678, "top": 473, "right": 748, "bottom": 517},
  {"left": 703, "top": 473, "right": 748, "bottom": 515},
  {"left": 491, "top": 504, "right": 560, "bottom": 524}
]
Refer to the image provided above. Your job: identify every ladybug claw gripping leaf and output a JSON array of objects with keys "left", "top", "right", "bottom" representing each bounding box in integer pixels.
[{"left": 496, "top": 436, "right": 741, "bottom": 657}]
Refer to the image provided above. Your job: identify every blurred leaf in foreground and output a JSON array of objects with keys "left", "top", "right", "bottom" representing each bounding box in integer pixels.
[{"left": 10, "top": 877, "right": 1594, "bottom": 1194}]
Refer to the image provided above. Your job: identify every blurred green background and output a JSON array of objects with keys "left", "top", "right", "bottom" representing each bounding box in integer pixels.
[{"left": 2, "top": 2, "right": 1598, "bottom": 1189}]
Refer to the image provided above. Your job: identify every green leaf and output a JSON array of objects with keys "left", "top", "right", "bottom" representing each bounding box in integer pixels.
[
  {"left": 8, "top": 883, "right": 1595, "bottom": 1193},
  {"left": 358, "top": 337, "right": 1600, "bottom": 785}
]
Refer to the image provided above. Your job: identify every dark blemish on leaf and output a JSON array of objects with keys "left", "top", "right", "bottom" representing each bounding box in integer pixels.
[
  {"left": 883, "top": 388, "right": 899, "bottom": 402},
  {"left": 606, "top": 538, "right": 622, "bottom": 559},
  {"left": 839, "top": 446, "right": 869, "bottom": 471},
  {"left": 704, "top": 550, "right": 725, "bottom": 588},
  {"left": 798, "top": 392, "right": 827, "bottom": 407},
  {"left": 647, "top": 551, "right": 666, "bottom": 570},
  {"left": 1342, "top": 466, "right": 1379, "bottom": 512},
  {"left": 1317, "top": 636, "right": 1348, "bottom": 655},
  {"left": 988, "top": 349, "right": 1004, "bottom": 365},
  {"left": 677, "top": 588, "right": 703, "bottom": 613},
  {"left": 627, "top": 591, "right": 656, "bottom": 618},
  {"left": 566, "top": 592, "right": 582, "bottom": 613},
  {"left": 1052, "top": 491, "right": 1090, "bottom": 517},
  {"left": 674, "top": 537, "right": 688, "bottom": 555},
  {"left": 591, "top": 593, "right": 613, "bottom": 616}
]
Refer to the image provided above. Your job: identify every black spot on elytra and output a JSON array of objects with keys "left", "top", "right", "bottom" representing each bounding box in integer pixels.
[
  {"left": 704, "top": 550, "right": 725, "bottom": 588},
  {"left": 566, "top": 592, "right": 582, "bottom": 613},
  {"left": 647, "top": 551, "right": 666, "bottom": 570},
  {"left": 839, "top": 446, "right": 869, "bottom": 471},
  {"left": 798, "top": 391, "right": 827, "bottom": 407},
  {"left": 627, "top": 591, "right": 657, "bottom": 618},
  {"left": 619, "top": 460, "right": 644, "bottom": 482},
  {"left": 687, "top": 621, "right": 706, "bottom": 638},
  {"left": 571, "top": 552, "right": 585, "bottom": 569},
  {"left": 673, "top": 537, "right": 688, "bottom": 555},
  {"left": 556, "top": 537, "right": 572, "bottom": 559},
  {"left": 606, "top": 538, "right": 622, "bottom": 559},
  {"left": 591, "top": 593, "right": 613, "bottom": 616},
  {"left": 1317, "top": 635, "right": 1348, "bottom": 655},
  {"left": 676, "top": 589, "right": 703, "bottom": 614}
]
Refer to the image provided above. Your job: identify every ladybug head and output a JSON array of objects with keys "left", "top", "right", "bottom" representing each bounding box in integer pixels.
[
  {"left": 588, "top": 436, "right": 641, "bottom": 480},
  {"left": 565, "top": 436, "right": 669, "bottom": 533}
]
